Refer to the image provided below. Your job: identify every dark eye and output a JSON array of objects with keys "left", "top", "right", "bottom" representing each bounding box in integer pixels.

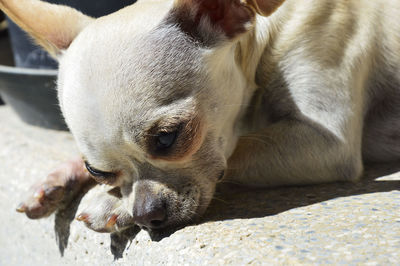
[
  {"left": 84, "top": 161, "right": 116, "bottom": 179},
  {"left": 156, "top": 130, "right": 178, "bottom": 150}
]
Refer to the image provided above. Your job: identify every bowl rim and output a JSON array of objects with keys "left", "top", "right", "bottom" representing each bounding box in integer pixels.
[{"left": 0, "top": 64, "right": 58, "bottom": 76}]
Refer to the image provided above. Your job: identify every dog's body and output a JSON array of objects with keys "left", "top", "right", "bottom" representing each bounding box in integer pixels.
[
  {"left": 228, "top": 0, "right": 400, "bottom": 185},
  {"left": 2, "top": 0, "right": 400, "bottom": 234}
]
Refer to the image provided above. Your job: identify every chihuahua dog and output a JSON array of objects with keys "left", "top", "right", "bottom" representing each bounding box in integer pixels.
[{"left": 2, "top": 0, "right": 400, "bottom": 235}]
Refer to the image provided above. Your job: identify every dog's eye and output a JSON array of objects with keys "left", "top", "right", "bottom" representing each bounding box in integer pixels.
[
  {"left": 84, "top": 161, "right": 116, "bottom": 179},
  {"left": 156, "top": 130, "right": 178, "bottom": 150}
]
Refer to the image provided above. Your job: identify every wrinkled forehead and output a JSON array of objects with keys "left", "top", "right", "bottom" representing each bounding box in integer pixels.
[
  {"left": 62, "top": 19, "right": 204, "bottom": 94},
  {"left": 57, "top": 19, "right": 207, "bottom": 161}
]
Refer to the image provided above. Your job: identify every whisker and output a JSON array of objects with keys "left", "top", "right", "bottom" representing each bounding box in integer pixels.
[
  {"left": 210, "top": 196, "right": 228, "bottom": 204},
  {"left": 218, "top": 179, "right": 244, "bottom": 186},
  {"left": 240, "top": 136, "right": 275, "bottom": 146}
]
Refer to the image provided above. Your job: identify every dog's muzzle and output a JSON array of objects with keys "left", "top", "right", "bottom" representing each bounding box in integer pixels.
[{"left": 132, "top": 182, "right": 167, "bottom": 230}]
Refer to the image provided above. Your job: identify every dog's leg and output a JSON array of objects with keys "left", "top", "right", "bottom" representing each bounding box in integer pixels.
[
  {"left": 76, "top": 185, "right": 135, "bottom": 233},
  {"left": 17, "top": 157, "right": 95, "bottom": 219},
  {"left": 225, "top": 119, "right": 363, "bottom": 187}
]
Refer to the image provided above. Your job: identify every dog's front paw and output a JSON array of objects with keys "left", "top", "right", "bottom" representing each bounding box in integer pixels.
[
  {"left": 16, "top": 157, "right": 94, "bottom": 219},
  {"left": 76, "top": 185, "right": 135, "bottom": 233}
]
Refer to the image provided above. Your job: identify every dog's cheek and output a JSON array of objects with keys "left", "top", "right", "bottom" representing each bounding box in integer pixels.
[
  {"left": 180, "top": 184, "right": 201, "bottom": 212},
  {"left": 152, "top": 181, "right": 198, "bottom": 226},
  {"left": 177, "top": 143, "right": 225, "bottom": 216},
  {"left": 197, "top": 178, "right": 217, "bottom": 215},
  {"left": 179, "top": 178, "right": 216, "bottom": 220}
]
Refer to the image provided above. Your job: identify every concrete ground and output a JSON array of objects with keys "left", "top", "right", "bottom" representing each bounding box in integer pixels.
[{"left": 0, "top": 105, "right": 399, "bottom": 265}]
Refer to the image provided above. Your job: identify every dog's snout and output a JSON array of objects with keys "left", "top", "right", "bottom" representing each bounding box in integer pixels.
[
  {"left": 132, "top": 185, "right": 167, "bottom": 229},
  {"left": 133, "top": 196, "right": 167, "bottom": 229}
]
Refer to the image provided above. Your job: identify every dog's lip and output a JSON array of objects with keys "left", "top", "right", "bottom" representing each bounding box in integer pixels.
[
  {"left": 139, "top": 212, "right": 199, "bottom": 239},
  {"left": 138, "top": 222, "right": 163, "bottom": 232},
  {"left": 145, "top": 224, "right": 186, "bottom": 241}
]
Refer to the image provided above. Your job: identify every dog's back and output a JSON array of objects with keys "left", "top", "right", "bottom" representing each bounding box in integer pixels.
[{"left": 246, "top": 0, "right": 400, "bottom": 163}]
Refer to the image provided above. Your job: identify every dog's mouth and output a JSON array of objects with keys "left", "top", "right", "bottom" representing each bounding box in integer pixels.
[
  {"left": 118, "top": 170, "right": 221, "bottom": 240},
  {"left": 141, "top": 194, "right": 211, "bottom": 241},
  {"left": 135, "top": 205, "right": 198, "bottom": 241},
  {"left": 134, "top": 188, "right": 209, "bottom": 239},
  {"left": 123, "top": 187, "right": 202, "bottom": 235}
]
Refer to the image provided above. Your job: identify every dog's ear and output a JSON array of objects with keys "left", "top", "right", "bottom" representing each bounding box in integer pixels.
[
  {"left": 245, "top": 0, "right": 285, "bottom": 16},
  {"left": 0, "top": 0, "right": 93, "bottom": 58},
  {"left": 174, "top": 0, "right": 285, "bottom": 39}
]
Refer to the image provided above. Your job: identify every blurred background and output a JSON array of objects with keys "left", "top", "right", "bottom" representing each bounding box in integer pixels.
[
  {"left": 0, "top": 10, "right": 12, "bottom": 106},
  {"left": 0, "top": 0, "right": 136, "bottom": 130}
]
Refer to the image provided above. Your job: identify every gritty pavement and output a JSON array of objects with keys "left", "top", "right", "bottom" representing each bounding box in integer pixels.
[{"left": 0, "top": 105, "right": 399, "bottom": 265}]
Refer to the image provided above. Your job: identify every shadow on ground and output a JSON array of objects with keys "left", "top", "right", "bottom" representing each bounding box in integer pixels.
[
  {"left": 202, "top": 162, "right": 400, "bottom": 222},
  {"left": 53, "top": 162, "right": 400, "bottom": 259}
]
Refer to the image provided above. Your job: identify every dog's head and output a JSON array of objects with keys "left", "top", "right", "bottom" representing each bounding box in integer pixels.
[{"left": 1, "top": 0, "right": 284, "bottom": 232}]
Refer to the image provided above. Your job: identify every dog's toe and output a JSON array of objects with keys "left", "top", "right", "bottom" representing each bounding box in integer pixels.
[
  {"left": 17, "top": 185, "right": 61, "bottom": 219},
  {"left": 17, "top": 157, "right": 94, "bottom": 219}
]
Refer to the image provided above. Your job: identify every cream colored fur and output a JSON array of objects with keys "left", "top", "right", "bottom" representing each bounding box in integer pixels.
[{"left": 2, "top": 0, "right": 400, "bottom": 232}]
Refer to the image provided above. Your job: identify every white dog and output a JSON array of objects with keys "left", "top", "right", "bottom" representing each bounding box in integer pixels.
[{"left": 2, "top": 0, "right": 399, "bottom": 234}]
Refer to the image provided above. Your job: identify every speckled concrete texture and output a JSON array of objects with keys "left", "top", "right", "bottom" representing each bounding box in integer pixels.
[{"left": 0, "top": 106, "right": 399, "bottom": 265}]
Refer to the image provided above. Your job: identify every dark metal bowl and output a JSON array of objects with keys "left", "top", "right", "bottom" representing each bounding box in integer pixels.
[{"left": 0, "top": 65, "right": 68, "bottom": 130}]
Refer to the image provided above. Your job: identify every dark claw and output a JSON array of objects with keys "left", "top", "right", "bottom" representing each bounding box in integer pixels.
[
  {"left": 16, "top": 203, "right": 27, "bottom": 213},
  {"left": 76, "top": 213, "right": 90, "bottom": 222},
  {"left": 106, "top": 214, "right": 119, "bottom": 229}
]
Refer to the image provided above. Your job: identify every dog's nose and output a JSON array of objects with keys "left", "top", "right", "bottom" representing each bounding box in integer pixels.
[
  {"left": 133, "top": 196, "right": 167, "bottom": 229},
  {"left": 132, "top": 186, "right": 167, "bottom": 229}
]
